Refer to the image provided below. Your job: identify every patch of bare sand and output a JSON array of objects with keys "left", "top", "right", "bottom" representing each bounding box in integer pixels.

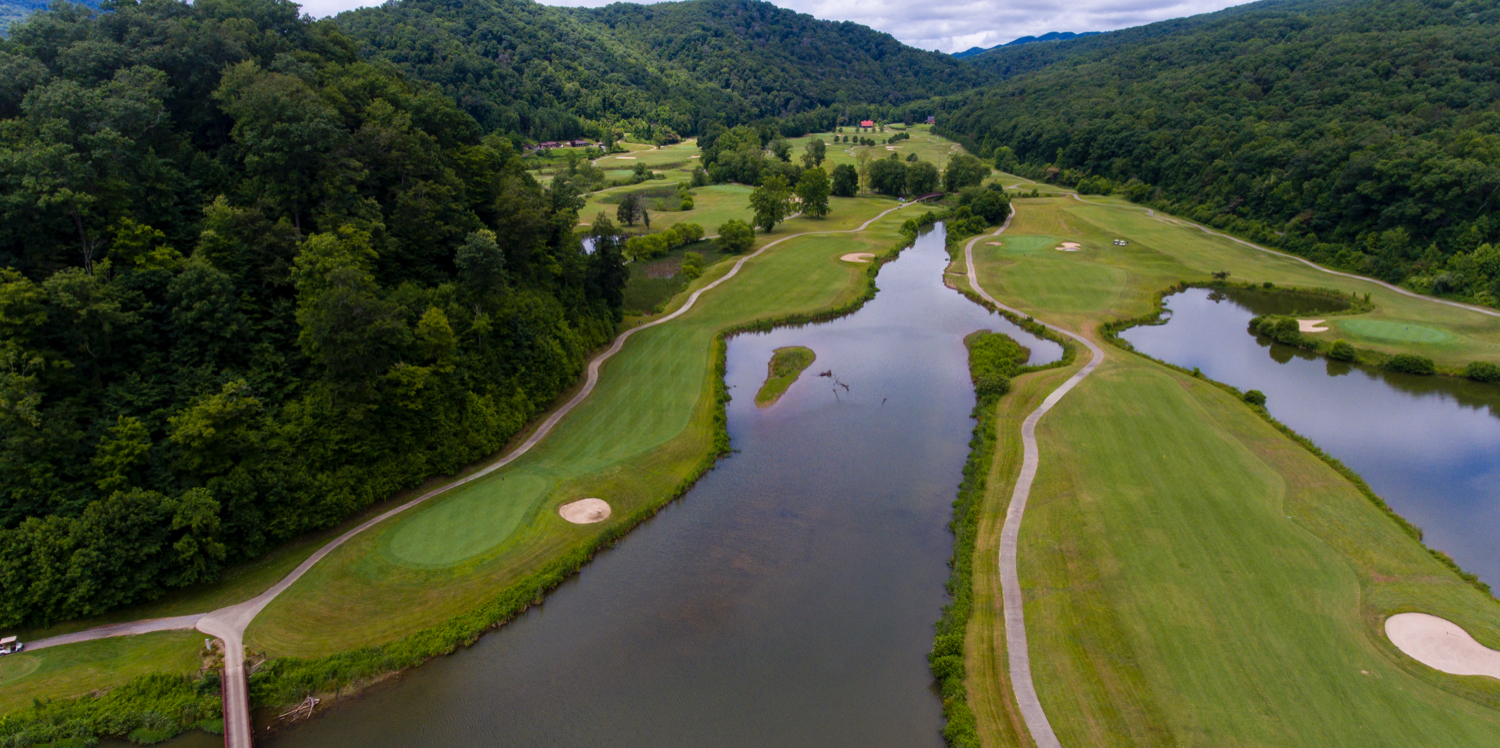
[
  {"left": 559, "top": 498, "right": 611, "bottom": 524},
  {"left": 1387, "top": 613, "right": 1500, "bottom": 679},
  {"left": 1298, "top": 319, "right": 1329, "bottom": 332},
  {"left": 986, "top": 241, "right": 1003, "bottom": 246},
  {"left": 1056, "top": 242, "right": 1081, "bottom": 252},
  {"left": 840, "top": 253, "right": 874, "bottom": 263}
]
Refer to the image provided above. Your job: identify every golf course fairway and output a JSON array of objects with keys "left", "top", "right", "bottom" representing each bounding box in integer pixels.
[{"left": 960, "top": 190, "right": 1500, "bottom": 746}]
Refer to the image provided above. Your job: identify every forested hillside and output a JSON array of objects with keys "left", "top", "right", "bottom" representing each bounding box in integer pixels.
[
  {"left": 334, "top": 0, "right": 745, "bottom": 139},
  {"left": 337, "top": 0, "right": 976, "bottom": 139},
  {"left": 0, "top": 0, "right": 625, "bottom": 626},
  {"left": 566, "top": 0, "right": 983, "bottom": 114},
  {"left": 941, "top": 0, "right": 1500, "bottom": 303}
]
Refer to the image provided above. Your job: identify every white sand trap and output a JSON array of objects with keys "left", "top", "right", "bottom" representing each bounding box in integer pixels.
[
  {"left": 1298, "top": 319, "right": 1329, "bottom": 332},
  {"left": 559, "top": 498, "right": 611, "bottom": 524},
  {"left": 614, "top": 156, "right": 637, "bottom": 160},
  {"left": 1056, "top": 242, "right": 1081, "bottom": 252},
  {"left": 840, "top": 252, "right": 874, "bottom": 263},
  {"left": 1387, "top": 613, "right": 1500, "bottom": 679},
  {"left": 986, "top": 241, "right": 1003, "bottom": 246}
]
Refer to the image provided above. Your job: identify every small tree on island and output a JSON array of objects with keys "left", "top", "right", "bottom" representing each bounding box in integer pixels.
[
  {"left": 750, "top": 173, "right": 793, "bottom": 231},
  {"left": 796, "top": 167, "right": 831, "bottom": 218}
]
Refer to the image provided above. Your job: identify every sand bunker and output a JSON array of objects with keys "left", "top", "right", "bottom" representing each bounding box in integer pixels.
[
  {"left": 1055, "top": 242, "right": 1081, "bottom": 252},
  {"left": 1298, "top": 319, "right": 1329, "bottom": 333},
  {"left": 558, "top": 498, "right": 611, "bottom": 524},
  {"left": 840, "top": 253, "right": 875, "bottom": 263},
  {"left": 614, "top": 156, "right": 637, "bottom": 160},
  {"left": 1387, "top": 613, "right": 1500, "bottom": 679}
]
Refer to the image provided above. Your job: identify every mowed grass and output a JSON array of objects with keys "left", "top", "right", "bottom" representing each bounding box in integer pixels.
[
  {"left": 0, "top": 632, "right": 205, "bottom": 714},
  {"left": 959, "top": 194, "right": 1500, "bottom": 746},
  {"left": 973, "top": 194, "right": 1500, "bottom": 365},
  {"left": 1017, "top": 354, "right": 1500, "bottom": 746},
  {"left": 246, "top": 198, "right": 918, "bottom": 656}
]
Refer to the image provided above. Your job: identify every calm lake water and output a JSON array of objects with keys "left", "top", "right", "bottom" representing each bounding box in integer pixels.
[
  {"left": 1121, "top": 287, "right": 1500, "bottom": 586},
  {"left": 158, "top": 223, "right": 1054, "bottom": 747}
]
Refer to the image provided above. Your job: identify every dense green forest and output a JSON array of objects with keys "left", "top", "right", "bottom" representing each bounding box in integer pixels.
[
  {"left": 0, "top": 0, "right": 625, "bottom": 627},
  {"left": 334, "top": 0, "right": 742, "bottom": 139},
  {"left": 941, "top": 0, "right": 1500, "bottom": 304},
  {"left": 336, "top": 0, "right": 974, "bottom": 140}
]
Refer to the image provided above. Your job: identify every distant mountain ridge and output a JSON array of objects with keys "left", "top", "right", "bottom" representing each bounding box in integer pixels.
[{"left": 952, "top": 31, "right": 1099, "bottom": 58}]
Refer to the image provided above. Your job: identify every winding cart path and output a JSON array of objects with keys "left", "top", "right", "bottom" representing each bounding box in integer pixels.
[{"left": 963, "top": 209, "right": 1104, "bottom": 748}]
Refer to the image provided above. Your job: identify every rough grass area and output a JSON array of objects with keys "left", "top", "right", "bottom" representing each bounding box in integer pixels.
[
  {"left": 0, "top": 632, "right": 205, "bottom": 715},
  {"left": 754, "top": 346, "right": 815, "bottom": 407}
]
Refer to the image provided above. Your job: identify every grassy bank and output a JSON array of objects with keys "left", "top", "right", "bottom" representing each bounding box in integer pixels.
[{"left": 959, "top": 194, "right": 1500, "bottom": 746}]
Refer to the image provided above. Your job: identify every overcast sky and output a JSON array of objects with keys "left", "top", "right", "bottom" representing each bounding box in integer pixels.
[{"left": 298, "top": 0, "right": 1252, "bottom": 54}]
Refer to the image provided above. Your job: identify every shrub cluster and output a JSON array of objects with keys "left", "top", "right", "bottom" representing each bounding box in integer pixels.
[
  {"left": 0, "top": 673, "right": 221, "bottom": 747},
  {"left": 624, "top": 223, "right": 705, "bottom": 260}
]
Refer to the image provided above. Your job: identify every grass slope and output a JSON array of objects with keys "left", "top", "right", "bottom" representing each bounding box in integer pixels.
[
  {"left": 960, "top": 193, "right": 1500, "bottom": 746},
  {"left": 0, "top": 632, "right": 204, "bottom": 715}
]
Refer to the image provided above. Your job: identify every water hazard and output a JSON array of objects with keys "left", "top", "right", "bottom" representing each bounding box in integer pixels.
[
  {"left": 227, "top": 224, "right": 1059, "bottom": 746},
  {"left": 1121, "top": 287, "right": 1500, "bottom": 586}
]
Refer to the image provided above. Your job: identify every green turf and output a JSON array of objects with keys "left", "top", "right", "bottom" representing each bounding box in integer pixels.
[
  {"left": 0, "top": 633, "right": 205, "bottom": 714},
  {"left": 1335, "top": 318, "right": 1457, "bottom": 345},
  {"left": 754, "top": 346, "right": 816, "bottom": 407},
  {"left": 1018, "top": 356, "right": 1500, "bottom": 746},
  {"left": 958, "top": 193, "right": 1500, "bottom": 746}
]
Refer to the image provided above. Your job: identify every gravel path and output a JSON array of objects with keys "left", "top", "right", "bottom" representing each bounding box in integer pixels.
[
  {"left": 964, "top": 208, "right": 1104, "bottom": 748},
  {"left": 30, "top": 201, "right": 920, "bottom": 747}
]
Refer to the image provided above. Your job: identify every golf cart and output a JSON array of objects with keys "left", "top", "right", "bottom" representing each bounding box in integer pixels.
[{"left": 0, "top": 636, "right": 23, "bottom": 655}]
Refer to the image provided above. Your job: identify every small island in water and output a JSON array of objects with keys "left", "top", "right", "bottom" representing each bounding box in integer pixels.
[{"left": 756, "top": 346, "right": 817, "bottom": 407}]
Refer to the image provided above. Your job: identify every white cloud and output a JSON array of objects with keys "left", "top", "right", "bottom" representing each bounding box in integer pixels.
[{"left": 299, "top": 0, "right": 1254, "bottom": 54}]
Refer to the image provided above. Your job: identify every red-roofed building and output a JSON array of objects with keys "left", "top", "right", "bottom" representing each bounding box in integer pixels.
[{"left": 859, "top": 119, "right": 875, "bottom": 128}]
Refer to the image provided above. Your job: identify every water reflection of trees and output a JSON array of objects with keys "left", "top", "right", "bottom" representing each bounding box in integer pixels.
[{"left": 1251, "top": 332, "right": 1500, "bottom": 417}]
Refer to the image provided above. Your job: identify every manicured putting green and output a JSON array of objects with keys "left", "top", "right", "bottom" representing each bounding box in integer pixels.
[
  {"left": 992, "top": 240, "right": 1125, "bottom": 313},
  {"left": 383, "top": 471, "right": 552, "bottom": 566},
  {"left": 1336, "top": 318, "right": 1456, "bottom": 344}
]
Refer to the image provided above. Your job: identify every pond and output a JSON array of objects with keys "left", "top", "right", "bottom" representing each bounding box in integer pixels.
[
  {"left": 1121, "top": 286, "right": 1500, "bottom": 587},
  {"left": 167, "top": 223, "right": 1057, "bottom": 747}
]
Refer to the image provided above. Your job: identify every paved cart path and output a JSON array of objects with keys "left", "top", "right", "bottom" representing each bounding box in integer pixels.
[{"left": 963, "top": 208, "right": 1105, "bottom": 748}]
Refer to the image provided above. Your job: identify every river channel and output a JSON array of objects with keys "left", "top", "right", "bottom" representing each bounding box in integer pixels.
[
  {"left": 164, "top": 224, "right": 1057, "bottom": 747},
  {"left": 1121, "top": 286, "right": 1500, "bottom": 587}
]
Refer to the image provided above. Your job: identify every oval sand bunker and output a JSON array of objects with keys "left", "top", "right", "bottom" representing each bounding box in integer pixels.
[
  {"left": 840, "top": 253, "right": 874, "bottom": 263},
  {"left": 559, "top": 498, "right": 611, "bottom": 524},
  {"left": 1386, "top": 612, "right": 1500, "bottom": 679}
]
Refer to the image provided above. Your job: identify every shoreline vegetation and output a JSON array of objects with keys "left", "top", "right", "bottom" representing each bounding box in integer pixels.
[
  {"left": 754, "top": 346, "right": 816, "bottom": 407},
  {"left": 0, "top": 204, "right": 941, "bottom": 747},
  {"left": 930, "top": 328, "right": 1071, "bottom": 747}
]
